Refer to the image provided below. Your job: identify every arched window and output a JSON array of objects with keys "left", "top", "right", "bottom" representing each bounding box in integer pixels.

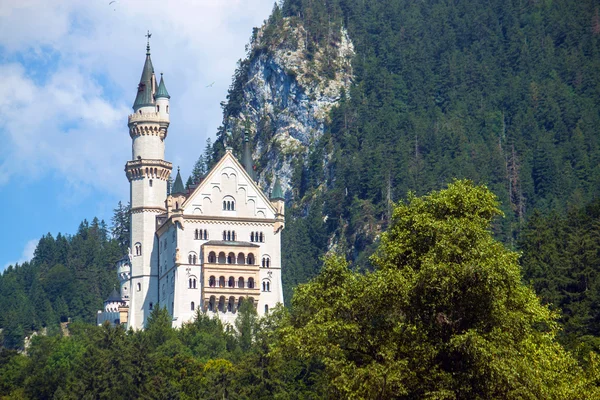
[
  {"left": 204, "top": 229, "right": 208, "bottom": 239},
  {"left": 195, "top": 229, "right": 199, "bottom": 240},
  {"left": 135, "top": 243, "right": 142, "bottom": 256},
  {"left": 208, "top": 252, "right": 216, "bottom": 263},
  {"left": 250, "top": 232, "right": 254, "bottom": 242},
  {"left": 209, "top": 276, "right": 216, "bottom": 287},
  {"left": 228, "top": 297, "right": 235, "bottom": 312},
  {"left": 227, "top": 231, "right": 231, "bottom": 241},
  {"left": 223, "top": 230, "right": 227, "bottom": 240},
  {"left": 247, "top": 253, "right": 255, "bottom": 265},
  {"left": 227, "top": 201, "right": 231, "bottom": 211},
  {"left": 259, "top": 232, "right": 264, "bottom": 242},
  {"left": 237, "top": 296, "right": 244, "bottom": 310},
  {"left": 227, "top": 253, "right": 234, "bottom": 264},
  {"left": 149, "top": 302, "right": 153, "bottom": 310},
  {"left": 265, "top": 304, "right": 269, "bottom": 314},
  {"left": 237, "top": 252, "right": 245, "bottom": 265},
  {"left": 157, "top": 105, "right": 160, "bottom": 112},
  {"left": 219, "top": 276, "right": 225, "bottom": 287},
  {"left": 218, "top": 296, "right": 225, "bottom": 312},
  {"left": 238, "top": 277, "right": 245, "bottom": 288},
  {"left": 137, "top": 282, "right": 141, "bottom": 291},
  {"left": 189, "top": 277, "right": 197, "bottom": 289},
  {"left": 218, "top": 252, "right": 226, "bottom": 264},
  {"left": 232, "top": 231, "right": 236, "bottom": 241},
  {"left": 208, "top": 296, "right": 215, "bottom": 312},
  {"left": 262, "top": 256, "right": 270, "bottom": 268},
  {"left": 267, "top": 281, "right": 270, "bottom": 291},
  {"left": 228, "top": 276, "right": 235, "bottom": 288},
  {"left": 223, "top": 201, "right": 227, "bottom": 210},
  {"left": 248, "top": 277, "right": 254, "bottom": 289},
  {"left": 191, "top": 302, "right": 195, "bottom": 311},
  {"left": 262, "top": 281, "right": 266, "bottom": 291},
  {"left": 188, "top": 254, "right": 193, "bottom": 264}
]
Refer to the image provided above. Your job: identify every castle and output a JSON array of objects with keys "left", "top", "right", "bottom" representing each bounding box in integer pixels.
[{"left": 97, "top": 37, "right": 285, "bottom": 329}]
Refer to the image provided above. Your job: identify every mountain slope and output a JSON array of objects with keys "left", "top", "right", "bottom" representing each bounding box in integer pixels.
[{"left": 210, "top": 0, "right": 600, "bottom": 300}]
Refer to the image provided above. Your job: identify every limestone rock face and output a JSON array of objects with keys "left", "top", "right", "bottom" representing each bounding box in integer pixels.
[{"left": 222, "top": 18, "right": 354, "bottom": 200}]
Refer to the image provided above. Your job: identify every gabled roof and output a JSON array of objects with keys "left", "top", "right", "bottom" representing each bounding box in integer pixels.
[
  {"left": 133, "top": 45, "right": 155, "bottom": 111},
  {"left": 182, "top": 150, "right": 277, "bottom": 215},
  {"left": 155, "top": 73, "right": 170, "bottom": 99}
]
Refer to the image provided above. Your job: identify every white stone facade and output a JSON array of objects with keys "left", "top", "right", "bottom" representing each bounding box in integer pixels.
[{"left": 106, "top": 45, "right": 285, "bottom": 330}]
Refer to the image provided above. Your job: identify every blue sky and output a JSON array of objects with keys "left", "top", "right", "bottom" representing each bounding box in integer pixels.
[{"left": 0, "top": 0, "right": 276, "bottom": 270}]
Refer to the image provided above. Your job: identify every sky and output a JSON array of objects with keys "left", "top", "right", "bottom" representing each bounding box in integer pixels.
[{"left": 0, "top": 0, "right": 276, "bottom": 271}]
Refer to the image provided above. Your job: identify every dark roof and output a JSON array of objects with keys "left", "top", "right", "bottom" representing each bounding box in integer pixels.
[
  {"left": 171, "top": 167, "right": 185, "bottom": 195},
  {"left": 155, "top": 73, "right": 170, "bottom": 99},
  {"left": 105, "top": 288, "right": 122, "bottom": 303},
  {"left": 241, "top": 131, "right": 256, "bottom": 181},
  {"left": 204, "top": 240, "right": 259, "bottom": 248},
  {"left": 270, "top": 176, "right": 284, "bottom": 200},
  {"left": 133, "top": 45, "right": 155, "bottom": 111}
]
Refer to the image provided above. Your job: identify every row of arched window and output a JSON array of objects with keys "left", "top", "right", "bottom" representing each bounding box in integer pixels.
[
  {"left": 207, "top": 251, "right": 255, "bottom": 265},
  {"left": 194, "top": 229, "right": 208, "bottom": 240},
  {"left": 207, "top": 296, "right": 254, "bottom": 313},
  {"left": 250, "top": 232, "right": 264, "bottom": 242},
  {"left": 223, "top": 200, "right": 235, "bottom": 211},
  {"left": 223, "top": 230, "right": 236, "bottom": 241},
  {"left": 209, "top": 276, "right": 255, "bottom": 289}
]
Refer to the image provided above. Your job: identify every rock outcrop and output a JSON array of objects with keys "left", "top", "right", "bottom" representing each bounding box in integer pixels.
[{"left": 220, "top": 17, "right": 354, "bottom": 199}]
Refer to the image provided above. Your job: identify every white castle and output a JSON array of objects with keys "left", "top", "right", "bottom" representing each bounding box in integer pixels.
[{"left": 98, "top": 37, "right": 285, "bottom": 329}]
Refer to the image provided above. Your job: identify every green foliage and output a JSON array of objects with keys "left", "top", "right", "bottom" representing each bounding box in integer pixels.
[
  {"left": 519, "top": 199, "right": 600, "bottom": 353},
  {"left": 0, "top": 218, "right": 122, "bottom": 349},
  {"left": 280, "top": 180, "right": 599, "bottom": 398}
]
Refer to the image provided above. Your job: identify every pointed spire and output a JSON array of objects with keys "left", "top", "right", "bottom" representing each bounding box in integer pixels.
[
  {"left": 133, "top": 31, "right": 155, "bottom": 111},
  {"left": 270, "top": 176, "right": 284, "bottom": 200},
  {"left": 155, "top": 73, "right": 170, "bottom": 99},
  {"left": 241, "top": 130, "right": 256, "bottom": 181},
  {"left": 106, "top": 286, "right": 122, "bottom": 302},
  {"left": 171, "top": 167, "right": 185, "bottom": 195}
]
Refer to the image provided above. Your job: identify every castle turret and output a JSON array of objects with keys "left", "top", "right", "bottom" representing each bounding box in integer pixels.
[
  {"left": 270, "top": 176, "right": 285, "bottom": 232},
  {"left": 241, "top": 131, "right": 256, "bottom": 182},
  {"left": 125, "top": 33, "right": 172, "bottom": 329}
]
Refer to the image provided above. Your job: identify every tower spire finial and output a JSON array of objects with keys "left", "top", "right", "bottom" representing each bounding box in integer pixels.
[{"left": 145, "top": 30, "right": 152, "bottom": 55}]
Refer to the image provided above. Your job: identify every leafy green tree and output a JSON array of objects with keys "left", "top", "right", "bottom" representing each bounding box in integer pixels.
[{"left": 279, "top": 180, "right": 599, "bottom": 398}]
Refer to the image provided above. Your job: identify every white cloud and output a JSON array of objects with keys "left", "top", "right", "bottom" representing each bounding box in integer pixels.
[
  {"left": 0, "top": 0, "right": 275, "bottom": 195},
  {"left": 2, "top": 239, "right": 38, "bottom": 272}
]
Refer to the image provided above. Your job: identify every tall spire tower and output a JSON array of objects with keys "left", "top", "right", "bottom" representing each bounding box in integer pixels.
[{"left": 125, "top": 32, "right": 172, "bottom": 329}]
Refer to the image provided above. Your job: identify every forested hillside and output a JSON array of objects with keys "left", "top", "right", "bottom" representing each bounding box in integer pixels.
[
  {"left": 1, "top": 182, "right": 599, "bottom": 399},
  {"left": 209, "top": 0, "right": 600, "bottom": 300},
  {"left": 0, "top": 204, "right": 129, "bottom": 349}
]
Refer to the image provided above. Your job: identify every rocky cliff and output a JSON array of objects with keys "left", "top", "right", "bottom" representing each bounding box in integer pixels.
[{"left": 217, "top": 16, "right": 354, "bottom": 200}]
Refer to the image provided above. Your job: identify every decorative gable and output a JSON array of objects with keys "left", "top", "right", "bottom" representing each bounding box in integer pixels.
[{"left": 182, "top": 150, "right": 276, "bottom": 219}]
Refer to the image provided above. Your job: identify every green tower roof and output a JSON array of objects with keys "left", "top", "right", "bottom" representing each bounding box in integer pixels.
[
  {"left": 155, "top": 73, "right": 170, "bottom": 99},
  {"left": 241, "top": 131, "right": 256, "bottom": 181},
  {"left": 133, "top": 38, "right": 155, "bottom": 111},
  {"left": 271, "top": 176, "right": 284, "bottom": 200},
  {"left": 171, "top": 167, "right": 185, "bottom": 195}
]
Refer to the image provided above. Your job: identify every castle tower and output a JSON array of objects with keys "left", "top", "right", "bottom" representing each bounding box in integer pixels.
[{"left": 125, "top": 33, "right": 173, "bottom": 329}]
